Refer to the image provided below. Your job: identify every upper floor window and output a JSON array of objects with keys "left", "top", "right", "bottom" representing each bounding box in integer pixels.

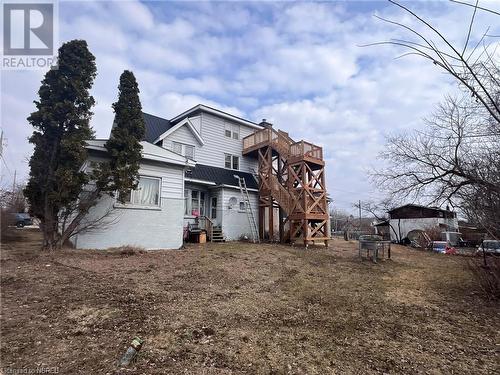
[
  {"left": 225, "top": 154, "right": 239, "bottom": 170},
  {"left": 119, "top": 176, "right": 161, "bottom": 207},
  {"left": 172, "top": 141, "right": 195, "bottom": 160},
  {"left": 224, "top": 122, "right": 239, "bottom": 140}
]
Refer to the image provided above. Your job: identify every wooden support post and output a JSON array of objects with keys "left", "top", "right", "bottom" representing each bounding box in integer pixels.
[
  {"left": 279, "top": 208, "right": 284, "bottom": 243},
  {"left": 303, "top": 220, "right": 308, "bottom": 248},
  {"left": 269, "top": 202, "right": 274, "bottom": 240},
  {"left": 259, "top": 204, "right": 265, "bottom": 240},
  {"left": 277, "top": 156, "right": 284, "bottom": 243}
]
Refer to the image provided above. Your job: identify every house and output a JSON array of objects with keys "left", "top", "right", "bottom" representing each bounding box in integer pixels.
[
  {"left": 387, "top": 204, "right": 458, "bottom": 242},
  {"left": 74, "top": 104, "right": 264, "bottom": 250}
]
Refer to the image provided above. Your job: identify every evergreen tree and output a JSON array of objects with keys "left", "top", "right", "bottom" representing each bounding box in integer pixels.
[
  {"left": 103, "top": 70, "right": 145, "bottom": 200},
  {"left": 58, "top": 70, "right": 145, "bottom": 246},
  {"left": 24, "top": 40, "right": 97, "bottom": 250}
]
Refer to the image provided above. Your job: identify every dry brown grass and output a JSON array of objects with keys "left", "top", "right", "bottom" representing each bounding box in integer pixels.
[
  {"left": 467, "top": 257, "right": 500, "bottom": 300},
  {"left": 1, "top": 229, "right": 499, "bottom": 374}
]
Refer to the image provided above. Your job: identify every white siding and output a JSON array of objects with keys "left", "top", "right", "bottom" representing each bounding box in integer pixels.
[
  {"left": 198, "top": 112, "right": 258, "bottom": 172},
  {"left": 162, "top": 125, "right": 200, "bottom": 153},
  {"left": 145, "top": 162, "right": 184, "bottom": 199},
  {"left": 389, "top": 217, "right": 459, "bottom": 242},
  {"left": 75, "top": 159, "right": 185, "bottom": 250},
  {"left": 190, "top": 115, "right": 202, "bottom": 133},
  {"left": 221, "top": 187, "right": 259, "bottom": 240},
  {"left": 163, "top": 113, "right": 259, "bottom": 173}
]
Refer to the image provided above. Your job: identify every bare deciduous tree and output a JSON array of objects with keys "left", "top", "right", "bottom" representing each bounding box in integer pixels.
[{"left": 369, "top": 1, "right": 500, "bottom": 238}]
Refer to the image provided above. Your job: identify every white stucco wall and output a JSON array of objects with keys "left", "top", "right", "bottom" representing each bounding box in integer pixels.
[{"left": 74, "top": 160, "right": 185, "bottom": 250}]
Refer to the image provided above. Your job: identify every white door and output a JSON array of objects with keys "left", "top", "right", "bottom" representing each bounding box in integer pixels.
[{"left": 210, "top": 197, "right": 219, "bottom": 226}]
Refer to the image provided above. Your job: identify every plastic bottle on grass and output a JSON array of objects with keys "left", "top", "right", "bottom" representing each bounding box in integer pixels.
[{"left": 118, "top": 337, "right": 144, "bottom": 367}]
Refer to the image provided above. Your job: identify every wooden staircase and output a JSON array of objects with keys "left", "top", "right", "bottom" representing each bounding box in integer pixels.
[
  {"left": 242, "top": 127, "right": 329, "bottom": 247},
  {"left": 211, "top": 226, "right": 225, "bottom": 242},
  {"left": 196, "top": 216, "right": 225, "bottom": 242}
]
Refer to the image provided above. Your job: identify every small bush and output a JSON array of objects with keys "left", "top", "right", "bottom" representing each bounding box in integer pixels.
[
  {"left": 468, "top": 257, "right": 500, "bottom": 300},
  {"left": 105, "top": 245, "right": 146, "bottom": 256}
]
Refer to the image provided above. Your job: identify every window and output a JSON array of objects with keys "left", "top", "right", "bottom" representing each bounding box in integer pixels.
[
  {"left": 173, "top": 142, "right": 182, "bottom": 154},
  {"left": 225, "top": 154, "right": 232, "bottom": 169},
  {"left": 120, "top": 176, "right": 160, "bottom": 207},
  {"left": 239, "top": 201, "right": 246, "bottom": 211},
  {"left": 185, "top": 145, "right": 195, "bottom": 160},
  {"left": 211, "top": 197, "right": 217, "bottom": 219},
  {"left": 224, "top": 154, "right": 239, "bottom": 170},
  {"left": 172, "top": 141, "right": 195, "bottom": 160},
  {"left": 184, "top": 189, "right": 205, "bottom": 216},
  {"left": 224, "top": 122, "right": 239, "bottom": 139}
]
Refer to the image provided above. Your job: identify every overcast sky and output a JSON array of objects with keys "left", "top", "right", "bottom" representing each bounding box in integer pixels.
[{"left": 1, "top": 0, "right": 499, "bottom": 214}]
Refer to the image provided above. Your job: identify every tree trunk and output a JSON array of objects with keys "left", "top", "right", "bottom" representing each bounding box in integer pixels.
[
  {"left": 41, "top": 137, "right": 60, "bottom": 251},
  {"left": 56, "top": 189, "right": 100, "bottom": 248}
]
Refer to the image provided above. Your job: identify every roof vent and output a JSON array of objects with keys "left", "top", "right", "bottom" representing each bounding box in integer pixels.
[{"left": 259, "top": 119, "right": 273, "bottom": 128}]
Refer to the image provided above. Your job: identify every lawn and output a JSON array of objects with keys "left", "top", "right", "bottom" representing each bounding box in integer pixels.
[{"left": 1, "top": 228, "right": 498, "bottom": 374}]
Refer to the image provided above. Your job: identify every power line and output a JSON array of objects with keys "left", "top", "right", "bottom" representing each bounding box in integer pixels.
[{"left": 1, "top": 154, "right": 13, "bottom": 177}]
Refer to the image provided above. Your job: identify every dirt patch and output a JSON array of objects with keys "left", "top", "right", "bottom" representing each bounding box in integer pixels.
[{"left": 1, "top": 229, "right": 499, "bottom": 374}]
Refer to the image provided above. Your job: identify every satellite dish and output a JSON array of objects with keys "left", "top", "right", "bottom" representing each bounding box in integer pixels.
[{"left": 228, "top": 197, "right": 238, "bottom": 208}]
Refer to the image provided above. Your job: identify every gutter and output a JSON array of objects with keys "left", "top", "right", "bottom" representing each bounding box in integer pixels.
[{"left": 219, "top": 184, "right": 259, "bottom": 192}]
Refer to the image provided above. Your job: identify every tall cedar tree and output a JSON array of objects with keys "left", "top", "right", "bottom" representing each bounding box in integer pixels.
[
  {"left": 24, "top": 40, "right": 96, "bottom": 250},
  {"left": 103, "top": 70, "right": 145, "bottom": 200},
  {"left": 56, "top": 70, "right": 145, "bottom": 247}
]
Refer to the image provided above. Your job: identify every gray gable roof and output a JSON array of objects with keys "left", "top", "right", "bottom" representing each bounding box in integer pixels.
[
  {"left": 142, "top": 105, "right": 263, "bottom": 144},
  {"left": 186, "top": 164, "right": 258, "bottom": 190},
  {"left": 142, "top": 112, "right": 172, "bottom": 143}
]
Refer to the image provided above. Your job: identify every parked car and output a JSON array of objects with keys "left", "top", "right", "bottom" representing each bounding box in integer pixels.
[
  {"left": 476, "top": 240, "right": 500, "bottom": 255},
  {"left": 430, "top": 241, "right": 456, "bottom": 254},
  {"left": 12, "top": 213, "right": 33, "bottom": 228}
]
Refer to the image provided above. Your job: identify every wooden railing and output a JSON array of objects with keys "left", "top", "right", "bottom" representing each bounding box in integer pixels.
[
  {"left": 290, "top": 141, "right": 323, "bottom": 160},
  {"left": 268, "top": 173, "right": 295, "bottom": 216},
  {"left": 243, "top": 127, "right": 323, "bottom": 161},
  {"left": 198, "top": 216, "right": 214, "bottom": 241}
]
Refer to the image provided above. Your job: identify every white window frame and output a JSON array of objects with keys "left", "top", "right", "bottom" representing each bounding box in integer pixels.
[
  {"left": 224, "top": 153, "right": 239, "bottom": 170},
  {"left": 224, "top": 122, "right": 239, "bottom": 140},
  {"left": 172, "top": 141, "right": 195, "bottom": 160},
  {"left": 210, "top": 197, "right": 217, "bottom": 219},
  {"left": 224, "top": 123, "right": 232, "bottom": 138},
  {"left": 184, "top": 188, "right": 206, "bottom": 217},
  {"left": 239, "top": 201, "right": 246, "bottom": 212},
  {"left": 117, "top": 175, "right": 162, "bottom": 209}
]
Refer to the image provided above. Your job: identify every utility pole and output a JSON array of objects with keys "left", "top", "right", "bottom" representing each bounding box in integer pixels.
[
  {"left": 12, "top": 170, "right": 16, "bottom": 192},
  {"left": 358, "top": 200, "right": 362, "bottom": 233}
]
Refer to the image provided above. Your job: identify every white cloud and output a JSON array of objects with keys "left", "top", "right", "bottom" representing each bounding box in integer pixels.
[{"left": 1, "top": 0, "right": 499, "bottom": 212}]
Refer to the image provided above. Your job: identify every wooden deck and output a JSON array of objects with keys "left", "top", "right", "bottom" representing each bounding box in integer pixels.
[{"left": 243, "top": 127, "right": 329, "bottom": 246}]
